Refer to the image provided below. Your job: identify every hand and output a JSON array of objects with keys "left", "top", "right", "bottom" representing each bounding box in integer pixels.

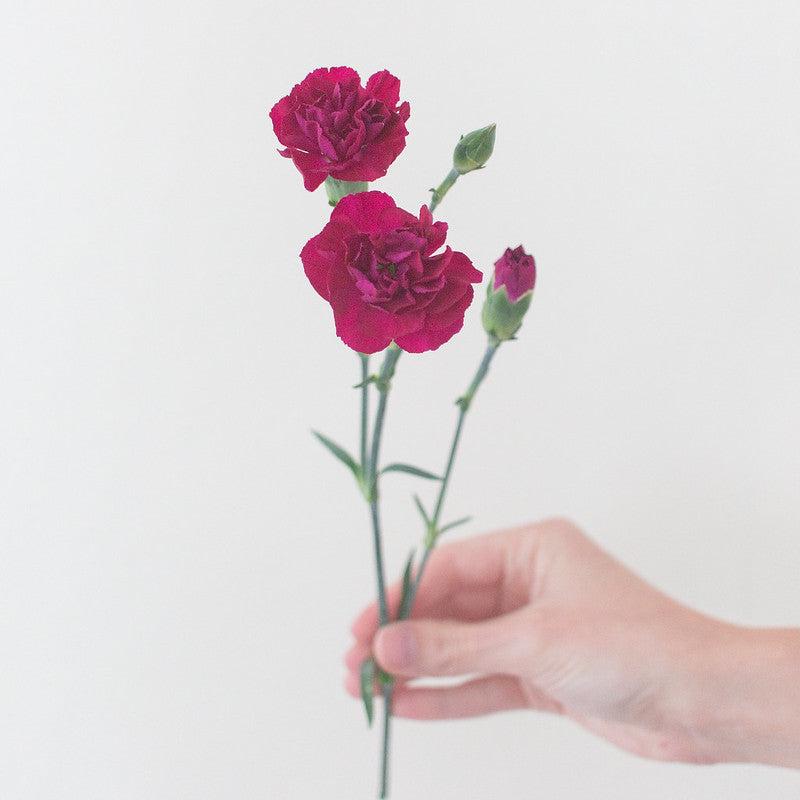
[{"left": 345, "top": 519, "right": 800, "bottom": 767}]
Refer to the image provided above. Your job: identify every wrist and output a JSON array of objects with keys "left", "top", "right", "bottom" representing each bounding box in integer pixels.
[{"left": 686, "top": 624, "right": 800, "bottom": 767}]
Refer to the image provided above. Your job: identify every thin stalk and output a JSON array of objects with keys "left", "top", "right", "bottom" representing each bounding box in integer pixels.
[
  {"left": 360, "top": 354, "right": 369, "bottom": 487},
  {"left": 365, "top": 346, "right": 401, "bottom": 621},
  {"left": 369, "top": 501, "right": 389, "bottom": 626},
  {"left": 430, "top": 408, "right": 467, "bottom": 529},
  {"left": 429, "top": 167, "right": 459, "bottom": 213},
  {"left": 379, "top": 686, "right": 393, "bottom": 799},
  {"left": 403, "top": 340, "right": 500, "bottom": 615},
  {"left": 363, "top": 344, "right": 402, "bottom": 798},
  {"left": 369, "top": 387, "right": 390, "bottom": 504}
]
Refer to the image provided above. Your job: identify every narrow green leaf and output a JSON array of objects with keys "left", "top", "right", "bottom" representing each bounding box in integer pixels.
[
  {"left": 311, "top": 430, "right": 360, "bottom": 479},
  {"left": 438, "top": 516, "right": 473, "bottom": 536},
  {"left": 413, "top": 494, "right": 431, "bottom": 527},
  {"left": 352, "top": 375, "right": 377, "bottom": 389},
  {"left": 398, "top": 550, "right": 415, "bottom": 620},
  {"left": 360, "top": 658, "right": 376, "bottom": 727},
  {"left": 381, "top": 463, "right": 442, "bottom": 481}
]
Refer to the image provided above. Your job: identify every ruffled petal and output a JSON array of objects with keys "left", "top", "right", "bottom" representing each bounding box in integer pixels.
[
  {"left": 364, "top": 70, "right": 401, "bottom": 107},
  {"left": 327, "top": 264, "right": 396, "bottom": 354},
  {"left": 331, "top": 191, "right": 399, "bottom": 234}
]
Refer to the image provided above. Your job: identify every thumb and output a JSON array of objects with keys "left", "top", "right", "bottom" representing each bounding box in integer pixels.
[{"left": 373, "top": 610, "right": 535, "bottom": 679}]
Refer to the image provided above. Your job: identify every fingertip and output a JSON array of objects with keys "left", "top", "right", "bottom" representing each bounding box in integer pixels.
[
  {"left": 374, "top": 622, "right": 417, "bottom": 675},
  {"left": 343, "top": 671, "right": 361, "bottom": 698},
  {"left": 350, "top": 602, "right": 379, "bottom": 639},
  {"left": 344, "top": 640, "right": 371, "bottom": 672}
]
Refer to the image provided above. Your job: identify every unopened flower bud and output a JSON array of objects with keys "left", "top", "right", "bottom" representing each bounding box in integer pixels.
[
  {"left": 452, "top": 123, "right": 496, "bottom": 175},
  {"left": 481, "top": 246, "right": 536, "bottom": 342}
]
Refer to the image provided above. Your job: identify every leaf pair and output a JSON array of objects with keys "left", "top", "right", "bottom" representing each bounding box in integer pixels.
[
  {"left": 312, "top": 430, "right": 441, "bottom": 496},
  {"left": 412, "top": 493, "right": 472, "bottom": 548}
]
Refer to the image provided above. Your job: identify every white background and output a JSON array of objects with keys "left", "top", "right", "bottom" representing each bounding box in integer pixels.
[{"left": 2, "top": 1, "right": 800, "bottom": 798}]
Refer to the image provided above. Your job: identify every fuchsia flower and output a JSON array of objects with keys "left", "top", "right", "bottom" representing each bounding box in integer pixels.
[
  {"left": 301, "top": 191, "right": 482, "bottom": 354},
  {"left": 482, "top": 245, "right": 536, "bottom": 341},
  {"left": 493, "top": 245, "right": 536, "bottom": 301},
  {"left": 270, "top": 67, "right": 411, "bottom": 192}
]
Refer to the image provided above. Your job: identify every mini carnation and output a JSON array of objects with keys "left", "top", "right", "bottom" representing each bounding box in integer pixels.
[
  {"left": 270, "top": 67, "right": 410, "bottom": 192},
  {"left": 301, "top": 192, "right": 482, "bottom": 354}
]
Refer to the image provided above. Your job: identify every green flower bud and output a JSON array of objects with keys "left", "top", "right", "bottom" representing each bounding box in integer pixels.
[{"left": 452, "top": 123, "right": 496, "bottom": 175}]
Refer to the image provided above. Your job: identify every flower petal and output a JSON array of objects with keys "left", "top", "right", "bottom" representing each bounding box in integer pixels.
[
  {"left": 332, "top": 191, "right": 399, "bottom": 234},
  {"left": 328, "top": 264, "right": 396, "bottom": 354}
]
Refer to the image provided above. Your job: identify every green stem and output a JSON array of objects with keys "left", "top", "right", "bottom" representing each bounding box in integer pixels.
[
  {"left": 379, "top": 686, "right": 393, "bottom": 799},
  {"left": 368, "top": 346, "right": 401, "bottom": 502},
  {"left": 403, "top": 340, "right": 500, "bottom": 616},
  {"left": 364, "top": 344, "right": 401, "bottom": 799},
  {"left": 429, "top": 167, "right": 460, "bottom": 213},
  {"left": 360, "top": 354, "right": 369, "bottom": 483},
  {"left": 369, "top": 501, "right": 389, "bottom": 627},
  {"left": 430, "top": 408, "right": 467, "bottom": 530},
  {"left": 367, "top": 345, "right": 401, "bottom": 626}
]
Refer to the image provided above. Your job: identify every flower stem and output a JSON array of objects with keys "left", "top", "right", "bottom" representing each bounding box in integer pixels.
[
  {"left": 364, "top": 344, "right": 401, "bottom": 798},
  {"left": 359, "top": 354, "right": 370, "bottom": 488},
  {"left": 368, "top": 345, "right": 402, "bottom": 508},
  {"left": 379, "top": 685, "right": 393, "bottom": 799},
  {"left": 369, "top": 501, "right": 389, "bottom": 626},
  {"left": 403, "top": 339, "right": 500, "bottom": 616},
  {"left": 429, "top": 167, "right": 460, "bottom": 213}
]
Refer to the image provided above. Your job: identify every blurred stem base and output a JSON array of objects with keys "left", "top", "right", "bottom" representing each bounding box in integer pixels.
[{"left": 379, "top": 686, "right": 393, "bottom": 799}]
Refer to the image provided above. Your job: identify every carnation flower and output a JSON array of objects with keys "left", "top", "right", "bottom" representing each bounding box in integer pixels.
[
  {"left": 270, "top": 67, "right": 410, "bottom": 192},
  {"left": 300, "top": 191, "right": 482, "bottom": 354}
]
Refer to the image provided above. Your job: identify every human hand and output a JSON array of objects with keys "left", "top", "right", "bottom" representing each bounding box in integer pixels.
[{"left": 345, "top": 519, "right": 800, "bottom": 767}]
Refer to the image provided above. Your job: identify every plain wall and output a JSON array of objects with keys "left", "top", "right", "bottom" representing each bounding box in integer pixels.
[{"left": 2, "top": 1, "right": 799, "bottom": 798}]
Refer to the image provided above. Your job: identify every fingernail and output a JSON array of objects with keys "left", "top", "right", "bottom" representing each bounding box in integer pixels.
[{"left": 375, "top": 623, "right": 416, "bottom": 672}]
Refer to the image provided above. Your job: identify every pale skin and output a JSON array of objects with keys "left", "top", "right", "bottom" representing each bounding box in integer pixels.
[{"left": 345, "top": 519, "right": 800, "bottom": 768}]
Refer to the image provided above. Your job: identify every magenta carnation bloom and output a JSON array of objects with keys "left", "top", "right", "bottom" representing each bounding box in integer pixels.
[
  {"left": 300, "top": 192, "right": 482, "bottom": 354},
  {"left": 493, "top": 245, "right": 536, "bottom": 302},
  {"left": 270, "top": 67, "right": 411, "bottom": 192}
]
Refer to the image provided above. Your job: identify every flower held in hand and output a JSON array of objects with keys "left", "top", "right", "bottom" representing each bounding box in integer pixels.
[
  {"left": 301, "top": 192, "right": 482, "bottom": 354},
  {"left": 270, "top": 67, "right": 411, "bottom": 192}
]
